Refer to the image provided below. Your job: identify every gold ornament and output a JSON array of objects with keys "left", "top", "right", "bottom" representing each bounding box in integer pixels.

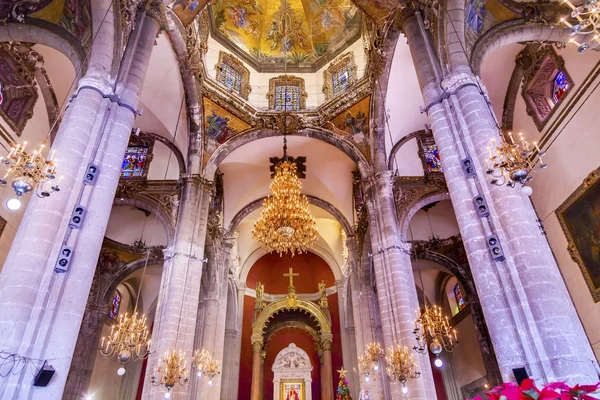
[{"left": 99, "top": 312, "right": 151, "bottom": 375}]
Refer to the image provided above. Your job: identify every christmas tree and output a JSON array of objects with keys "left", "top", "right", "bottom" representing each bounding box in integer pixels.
[{"left": 336, "top": 367, "right": 352, "bottom": 400}]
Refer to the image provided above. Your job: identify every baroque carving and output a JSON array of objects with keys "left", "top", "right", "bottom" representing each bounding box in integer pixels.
[
  {"left": 184, "top": 22, "right": 207, "bottom": 81},
  {"left": 393, "top": 175, "right": 448, "bottom": 222}
]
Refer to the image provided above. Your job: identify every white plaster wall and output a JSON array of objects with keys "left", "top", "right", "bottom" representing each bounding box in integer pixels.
[
  {"left": 393, "top": 137, "right": 425, "bottom": 176},
  {"left": 452, "top": 314, "right": 487, "bottom": 388},
  {"left": 409, "top": 200, "right": 460, "bottom": 241},
  {"left": 105, "top": 206, "right": 168, "bottom": 247},
  {"left": 147, "top": 141, "right": 180, "bottom": 180},
  {"left": 204, "top": 35, "right": 366, "bottom": 109}
]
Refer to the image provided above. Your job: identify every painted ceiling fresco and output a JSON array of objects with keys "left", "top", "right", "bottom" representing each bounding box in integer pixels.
[{"left": 209, "top": 0, "right": 362, "bottom": 70}]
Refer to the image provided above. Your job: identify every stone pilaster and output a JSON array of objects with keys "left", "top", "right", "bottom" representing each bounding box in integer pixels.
[
  {"left": 142, "top": 176, "right": 214, "bottom": 399},
  {"left": 362, "top": 172, "right": 437, "bottom": 399},
  {"left": 250, "top": 340, "right": 263, "bottom": 400},
  {"left": 401, "top": 7, "right": 599, "bottom": 385},
  {"left": 0, "top": 10, "right": 160, "bottom": 400},
  {"left": 321, "top": 338, "right": 334, "bottom": 400}
]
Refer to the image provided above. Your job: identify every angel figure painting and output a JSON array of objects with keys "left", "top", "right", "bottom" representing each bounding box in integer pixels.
[{"left": 283, "top": 383, "right": 302, "bottom": 400}]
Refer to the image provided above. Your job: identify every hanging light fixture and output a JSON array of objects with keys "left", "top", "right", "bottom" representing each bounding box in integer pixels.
[
  {"left": 151, "top": 349, "right": 188, "bottom": 398},
  {"left": 192, "top": 348, "right": 221, "bottom": 385},
  {"left": 385, "top": 344, "right": 420, "bottom": 393},
  {"left": 486, "top": 131, "right": 547, "bottom": 194},
  {"left": 412, "top": 304, "right": 458, "bottom": 367},
  {"left": 357, "top": 341, "right": 384, "bottom": 382},
  {"left": 99, "top": 313, "right": 151, "bottom": 375},
  {"left": 0, "top": 139, "right": 60, "bottom": 209},
  {"left": 561, "top": 0, "right": 600, "bottom": 53}
]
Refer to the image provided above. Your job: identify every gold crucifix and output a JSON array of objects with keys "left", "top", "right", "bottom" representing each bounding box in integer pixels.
[{"left": 283, "top": 267, "right": 299, "bottom": 290}]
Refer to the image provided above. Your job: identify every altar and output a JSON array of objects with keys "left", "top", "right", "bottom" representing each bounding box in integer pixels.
[{"left": 272, "top": 343, "right": 313, "bottom": 400}]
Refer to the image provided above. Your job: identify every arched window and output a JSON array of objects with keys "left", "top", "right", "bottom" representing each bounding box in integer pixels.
[
  {"left": 268, "top": 75, "right": 307, "bottom": 111},
  {"left": 109, "top": 290, "right": 121, "bottom": 319},
  {"left": 453, "top": 283, "right": 465, "bottom": 313},
  {"left": 520, "top": 46, "right": 573, "bottom": 130},
  {"left": 323, "top": 53, "right": 357, "bottom": 100},
  {"left": 215, "top": 52, "right": 251, "bottom": 99}
]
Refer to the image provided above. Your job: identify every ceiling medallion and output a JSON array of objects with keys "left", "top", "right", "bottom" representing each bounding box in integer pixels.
[{"left": 252, "top": 135, "right": 317, "bottom": 256}]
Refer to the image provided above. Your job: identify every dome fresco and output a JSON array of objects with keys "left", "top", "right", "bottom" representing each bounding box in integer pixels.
[{"left": 209, "top": 0, "right": 362, "bottom": 71}]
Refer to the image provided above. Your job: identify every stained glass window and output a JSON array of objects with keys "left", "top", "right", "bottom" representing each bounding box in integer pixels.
[
  {"left": 274, "top": 85, "right": 301, "bottom": 111},
  {"left": 109, "top": 291, "right": 121, "bottom": 319},
  {"left": 454, "top": 283, "right": 465, "bottom": 312},
  {"left": 332, "top": 64, "right": 353, "bottom": 95},
  {"left": 422, "top": 142, "right": 443, "bottom": 173},
  {"left": 121, "top": 146, "right": 148, "bottom": 178},
  {"left": 218, "top": 63, "right": 242, "bottom": 94},
  {"left": 553, "top": 71, "right": 569, "bottom": 103}
]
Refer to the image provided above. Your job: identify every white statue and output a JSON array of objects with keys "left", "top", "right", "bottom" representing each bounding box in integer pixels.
[{"left": 359, "top": 389, "right": 372, "bottom": 400}]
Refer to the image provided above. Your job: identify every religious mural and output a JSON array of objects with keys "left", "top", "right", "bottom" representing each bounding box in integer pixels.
[
  {"left": 557, "top": 167, "right": 600, "bottom": 303},
  {"left": 282, "top": 382, "right": 303, "bottom": 400},
  {"left": 202, "top": 96, "right": 252, "bottom": 164},
  {"left": 210, "top": 0, "right": 361, "bottom": 67},
  {"left": 1, "top": 0, "right": 93, "bottom": 49},
  {"left": 464, "top": 0, "right": 518, "bottom": 47},
  {"left": 173, "top": 0, "right": 210, "bottom": 26},
  {"left": 325, "top": 95, "right": 371, "bottom": 161}
]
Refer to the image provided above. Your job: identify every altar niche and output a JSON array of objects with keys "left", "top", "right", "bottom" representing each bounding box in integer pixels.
[{"left": 273, "top": 343, "right": 312, "bottom": 400}]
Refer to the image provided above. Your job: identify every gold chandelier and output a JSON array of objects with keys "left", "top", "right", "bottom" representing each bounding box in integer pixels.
[
  {"left": 486, "top": 131, "right": 547, "bottom": 194},
  {"left": 252, "top": 138, "right": 317, "bottom": 256},
  {"left": 561, "top": 0, "right": 600, "bottom": 53},
  {"left": 0, "top": 140, "right": 60, "bottom": 210},
  {"left": 99, "top": 312, "right": 151, "bottom": 376},
  {"left": 192, "top": 349, "right": 221, "bottom": 385},
  {"left": 413, "top": 304, "right": 458, "bottom": 368},
  {"left": 385, "top": 344, "right": 420, "bottom": 394},
  {"left": 151, "top": 349, "right": 188, "bottom": 398},
  {"left": 357, "top": 342, "right": 384, "bottom": 382}
]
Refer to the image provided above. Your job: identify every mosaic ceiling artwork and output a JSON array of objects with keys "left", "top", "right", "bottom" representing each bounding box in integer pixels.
[{"left": 209, "top": 0, "right": 362, "bottom": 71}]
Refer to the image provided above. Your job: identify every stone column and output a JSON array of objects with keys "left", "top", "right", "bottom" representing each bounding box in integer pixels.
[
  {"left": 250, "top": 340, "right": 263, "bottom": 400},
  {"left": 225, "top": 282, "right": 246, "bottom": 400},
  {"left": 0, "top": 10, "right": 160, "bottom": 400},
  {"left": 400, "top": 7, "right": 599, "bottom": 384},
  {"left": 142, "top": 176, "right": 213, "bottom": 399},
  {"left": 321, "top": 337, "right": 334, "bottom": 400},
  {"left": 362, "top": 172, "right": 437, "bottom": 399},
  {"left": 259, "top": 349, "right": 266, "bottom": 400}
]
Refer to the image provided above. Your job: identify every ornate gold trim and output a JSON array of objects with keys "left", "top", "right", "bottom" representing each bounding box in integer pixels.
[
  {"left": 267, "top": 75, "right": 307, "bottom": 110},
  {"left": 322, "top": 52, "right": 358, "bottom": 100},
  {"left": 556, "top": 166, "right": 600, "bottom": 303},
  {"left": 279, "top": 380, "right": 306, "bottom": 400},
  {"left": 215, "top": 51, "right": 252, "bottom": 100}
]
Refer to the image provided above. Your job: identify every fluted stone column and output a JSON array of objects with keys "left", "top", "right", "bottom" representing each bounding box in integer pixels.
[
  {"left": 250, "top": 341, "right": 263, "bottom": 400},
  {"left": 363, "top": 172, "right": 437, "bottom": 399},
  {"left": 321, "top": 338, "right": 334, "bottom": 400},
  {"left": 0, "top": 9, "right": 160, "bottom": 400},
  {"left": 142, "top": 176, "right": 213, "bottom": 399},
  {"left": 400, "top": 7, "right": 599, "bottom": 384}
]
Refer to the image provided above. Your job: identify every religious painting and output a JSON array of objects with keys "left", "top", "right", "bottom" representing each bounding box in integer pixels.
[
  {"left": 466, "top": 0, "right": 486, "bottom": 34},
  {"left": 209, "top": 0, "right": 361, "bottom": 70},
  {"left": 121, "top": 147, "right": 149, "bottom": 178},
  {"left": 280, "top": 381, "right": 304, "bottom": 400},
  {"left": 417, "top": 135, "right": 443, "bottom": 174},
  {"left": 556, "top": 167, "right": 600, "bottom": 302},
  {"left": 173, "top": 0, "right": 210, "bottom": 26},
  {"left": 326, "top": 95, "right": 371, "bottom": 161},
  {"left": 109, "top": 290, "right": 121, "bottom": 319}
]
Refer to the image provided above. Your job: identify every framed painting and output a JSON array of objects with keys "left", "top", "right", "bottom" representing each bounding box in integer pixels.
[
  {"left": 280, "top": 380, "right": 305, "bottom": 400},
  {"left": 556, "top": 166, "right": 600, "bottom": 302}
]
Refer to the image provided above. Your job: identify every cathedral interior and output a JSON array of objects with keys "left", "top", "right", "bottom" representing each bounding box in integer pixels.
[{"left": 0, "top": 0, "right": 599, "bottom": 400}]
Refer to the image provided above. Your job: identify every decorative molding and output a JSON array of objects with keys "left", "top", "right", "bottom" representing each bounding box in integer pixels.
[
  {"left": 322, "top": 52, "right": 358, "bottom": 101},
  {"left": 267, "top": 75, "right": 308, "bottom": 110},
  {"left": 215, "top": 51, "right": 251, "bottom": 100}
]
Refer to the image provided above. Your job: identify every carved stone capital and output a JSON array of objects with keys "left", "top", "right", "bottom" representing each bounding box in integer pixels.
[{"left": 252, "top": 340, "right": 263, "bottom": 352}]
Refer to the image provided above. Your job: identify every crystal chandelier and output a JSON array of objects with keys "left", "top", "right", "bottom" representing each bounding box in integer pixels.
[
  {"left": 385, "top": 344, "right": 420, "bottom": 394},
  {"left": 192, "top": 349, "right": 221, "bottom": 385},
  {"left": 413, "top": 304, "right": 458, "bottom": 368},
  {"left": 99, "top": 312, "right": 151, "bottom": 376},
  {"left": 0, "top": 140, "right": 60, "bottom": 210},
  {"left": 152, "top": 350, "right": 188, "bottom": 398},
  {"left": 252, "top": 137, "right": 317, "bottom": 256},
  {"left": 486, "top": 131, "right": 547, "bottom": 194},
  {"left": 357, "top": 341, "right": 384, "bottom": 382},
  {"left": 561, "top": 0, "right": 600, "bottom": 53}
]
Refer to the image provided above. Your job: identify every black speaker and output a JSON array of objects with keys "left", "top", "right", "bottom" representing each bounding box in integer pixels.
[
  {"left": 473, "top": 194, "right": 490, "bottom": 218},
  {"left": 461, "top": 157, "right": 476, "bottom": 178},
  {"left": 512, "top": 367, "right": 529, "bottom": 385},
  {"left": 83, "top": 163, "right": 99, "bottom": 185},
  {"left": 33, "top": 362, "right": 55, "bottom": 387},
  {"left": 487, "top": 234, "right": 505, "bottom": 262}
]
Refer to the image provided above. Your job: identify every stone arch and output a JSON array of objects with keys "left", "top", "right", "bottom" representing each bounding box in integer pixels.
[
  {"left": 400, "top": 192, "right": 451, "bottom": 237},
  {"left": 100, "top": 256, "right": 164, "bottom": 306},
  {"left": 228, "top": 195, "right": 353, "bottom": 237},
  {"left": 202, "top": 127, "right": 371, "bottom": 181},
  {"left": 112, "top": 196, "right": 176, "bottom": 245},
  {"left": 265, "top": 321, "right": 321, "bottom": 348},
  {"left": 471, "top": 21, "right": 571, "bottom": 75},
  {"left": 387, "top": 130, "right": 426, "bottom": 170}
]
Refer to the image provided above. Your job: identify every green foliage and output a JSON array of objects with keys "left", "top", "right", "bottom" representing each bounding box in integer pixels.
[{"left": 313, "top": 43, "right": 329, "bottom": 57}]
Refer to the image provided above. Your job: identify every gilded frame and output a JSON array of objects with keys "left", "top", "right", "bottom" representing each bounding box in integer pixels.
[
  {"left": 215, "top": 51, "right": 252, "bottom": 100},
  {"left": 556, "top": 166, "right": 600, "bottom": 302},
  {"left": 322, "top": 52, "right": 357, "bottom": 100},
  {"left": 267, "top": 75, "right": 307, "bottom": 110},
  {"left": 279, "top": 379, "right": 305, "bottom": 400}
]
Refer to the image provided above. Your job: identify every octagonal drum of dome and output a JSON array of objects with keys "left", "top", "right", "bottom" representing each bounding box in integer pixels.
[{"left": 209, "top": 0, "right": 362, "bottom": 72}]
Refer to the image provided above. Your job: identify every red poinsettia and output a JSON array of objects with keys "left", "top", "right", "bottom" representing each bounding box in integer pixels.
[{"left": 471, "top": 379, "right": 600, "bottom": 400}]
